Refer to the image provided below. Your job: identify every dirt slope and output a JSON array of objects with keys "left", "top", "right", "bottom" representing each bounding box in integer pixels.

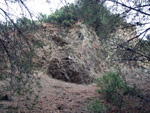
[
  {"left": 0, "top": 70, "right": 99, "bottom": 113},
  {"left": 0, "top": 21, "right": 150, "bottom": 113},
  {"left": 32, "top": 21, "right": 150, "bottom": 112},
  {"left": 33, "top": 21, "right": 108, "bottom": 84},
  {"left": 33, "top": 71, "right": 99, "bottom": 113}
]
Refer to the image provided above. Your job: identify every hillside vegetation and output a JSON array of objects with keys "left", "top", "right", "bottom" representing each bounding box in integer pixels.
[{"left": 0, "top": 0, "right": 150, "bottom": 112}]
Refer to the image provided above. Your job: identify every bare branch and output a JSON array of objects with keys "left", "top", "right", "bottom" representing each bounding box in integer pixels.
[{"left": 107, "top": 0, "right": 150, "bottom": 16}]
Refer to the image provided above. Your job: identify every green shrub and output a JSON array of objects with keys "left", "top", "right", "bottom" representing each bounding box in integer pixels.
[
  {"left": 45, "top": 4, "right": 78, "bottom": 27},
  {"left": 62, "top": 20, "right": 72, "bottom": 27},
  {"left": 16, "top": 17, "right": 32, "bottom": 31},
  {"left": 77, "top": 0, "right": 122, "bottom": 40},
  {"left": 95, "top": 70, "right": 126, "bottom": 110},
  {"left": 87, "top": 100, "right": 107, "bottom": 113},
  {"left": 38, "top": 13, "right": 47, "bottom": 22},
  {"left": 88, "top": 70, "right": 144, "bottom": 112},
  {"left": 40, "top": 0, "right": 121, "bottom": 33}
]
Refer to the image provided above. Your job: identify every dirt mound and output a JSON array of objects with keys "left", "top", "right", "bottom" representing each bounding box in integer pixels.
[{"left": 33, "top": 22, "right": 106, "bottom": 84}]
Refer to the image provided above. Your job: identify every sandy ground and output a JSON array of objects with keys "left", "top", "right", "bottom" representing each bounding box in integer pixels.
[
  {"left": 0, "top": 68, "right": 150, "bottom": 113},
  {"left": 0, "top": 71, "right": 99, "bottom": 113},
  {"left": 33, "top": 71, "right": 99, "bottom": 113},
  {"left": 0, "top": 22, "right": 150, "bottom": 113}
]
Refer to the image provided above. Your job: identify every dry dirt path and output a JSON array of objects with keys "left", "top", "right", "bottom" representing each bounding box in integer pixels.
[
  {"left": 33, "top": 71, "right": 99, "bottom": 113},
  {"left": 0, "top": 71, "right": 99, "bottom": 113}
]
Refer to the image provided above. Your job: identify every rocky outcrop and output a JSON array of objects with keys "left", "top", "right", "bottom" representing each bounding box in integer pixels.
[{"left": 34, "top": 21, "right": 106, "bottom": 84}]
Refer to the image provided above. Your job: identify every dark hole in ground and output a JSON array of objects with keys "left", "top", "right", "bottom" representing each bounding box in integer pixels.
[{"left": 47, "top": 58, "right": 93, "bottom": 84}]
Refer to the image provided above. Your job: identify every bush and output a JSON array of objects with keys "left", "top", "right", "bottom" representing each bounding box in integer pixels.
[
  {"left": 45, "top": 4, "right": 78, "bottom": 27},
  {"left": 40, "top": 0, "right": 121, "bottom": 33},
  {"left": 88, "top": 70, "right": 145, "bottom": 112},
  {"left": 87, "top": 100, "right": 107, "bottom": 113},
  {"left": 38, "top": 13, "right": 47, "bottom": 22},
  {"left": 76, "top": 0, "right": 122, "bottom": 40},
  {"left": 95, "top": 71, "right": 125, "bottom": 104},
  {"left": 16, "top": 17, "right": 33, "bottom": 31}
]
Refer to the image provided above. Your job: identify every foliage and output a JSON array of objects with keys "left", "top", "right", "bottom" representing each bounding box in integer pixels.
[
  {"left": 137, "top": 40, "right": 150, "bottom": 57},
  {"left": 106, "top": 0, "right": 150, "bottom": 63},
  {"left": 45, "top": 4, "right": 78, "bottom": 27},
  {"left": 0, "top": 0, "right": 40, "bottom": 111},
  {"left": 40, "top": 0, "right": 121, "bottom": 33},
  {"left": 76, "top": 0, "right": 122, "bottom": 40},
  {"left": 38, "top": 13, "right": 48, "bottom": 22},
  {"left": 16, "top": 17, "right": 33, "bottom": 31},
  {"left": 88, "top": 70, "right": 145, "bottom": 112},
  {"left": 0, "top": 20, "right": 40, "bottom": 111},
  {"left": 87, "top": 100, "right": 107, "bottom": 113}
]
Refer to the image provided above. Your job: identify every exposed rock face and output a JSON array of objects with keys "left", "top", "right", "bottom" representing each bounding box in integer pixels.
[
  {"left": 47, "top": 57, "right": 93, "bottom": 84},
  {"left": 34, "top": 21, "right": 139, "bottom": 85},
  {"left": 46, "top": 22, "right": 104, "bottom": 84},
  {"left": 34, "top": 22, "right": 105, "bottom": 84},
  {"left": 31, "top": 21, "right": 141, "bottom": 84}
]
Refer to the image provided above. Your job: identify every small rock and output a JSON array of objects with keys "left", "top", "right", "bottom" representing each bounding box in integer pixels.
[{"left": 68, "top": 98, "right": 72, "bottom": 102}]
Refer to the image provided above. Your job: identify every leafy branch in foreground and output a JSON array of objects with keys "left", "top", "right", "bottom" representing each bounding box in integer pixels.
[{"left": 0, "top": 0, "right": 40, "bottom": 105}]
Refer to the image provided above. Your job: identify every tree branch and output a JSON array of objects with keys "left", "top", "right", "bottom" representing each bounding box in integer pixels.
[{"left": 108, "top": 0, "right": 150, "bottom": 16}]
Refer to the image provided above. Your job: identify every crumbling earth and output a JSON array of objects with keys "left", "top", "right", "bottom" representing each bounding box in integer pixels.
[{"left": 0, "top": 22, "right": 150, "bottom": 113}]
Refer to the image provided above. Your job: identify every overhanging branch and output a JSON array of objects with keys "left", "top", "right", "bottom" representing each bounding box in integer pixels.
[{"left": 107, "top": 0, "right": 150, "bottom": 16}]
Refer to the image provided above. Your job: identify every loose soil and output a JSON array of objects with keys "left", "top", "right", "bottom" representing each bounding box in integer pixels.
[{"left": 0, "top": 22, "right": 150, "bottom": 113}]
